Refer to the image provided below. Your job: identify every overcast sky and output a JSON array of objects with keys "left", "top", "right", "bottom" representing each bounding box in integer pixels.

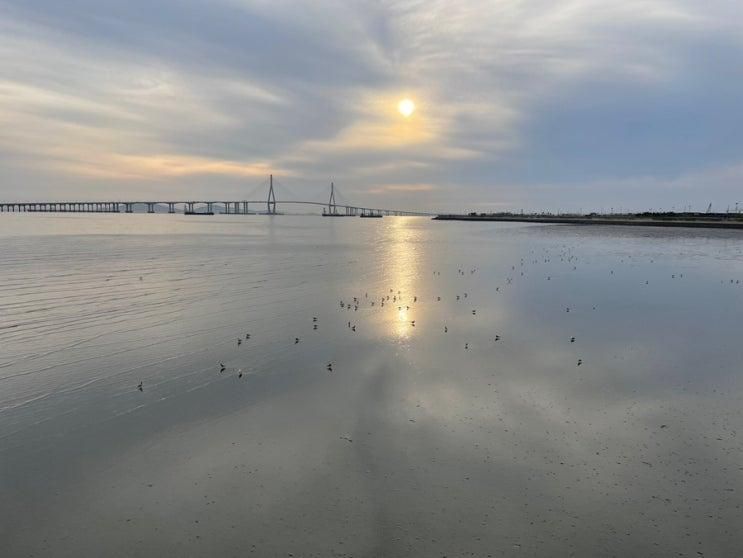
[{"left": 1, "top": 0, "right": 742, "bottom": 212}]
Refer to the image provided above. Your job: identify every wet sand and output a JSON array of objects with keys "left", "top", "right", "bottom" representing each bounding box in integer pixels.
[{"left": 2, "top": 214, "right": 743, "bottom": 557}]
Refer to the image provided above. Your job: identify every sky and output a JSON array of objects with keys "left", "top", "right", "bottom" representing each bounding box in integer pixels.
[{"left": 1, "top": 0, "right": 742, "bottom": 213}]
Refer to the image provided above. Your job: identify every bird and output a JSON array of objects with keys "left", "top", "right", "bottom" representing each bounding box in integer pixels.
[
  {"left": 465, "top": 343, "right": 469, "bottom": 350},
  {"left": 295, "top": 337, "right": 300, "bottom": 344},
  {"left": 326, "top": 363, "right": 333, "bottom": 372},
  {"left": 577, "top": 359, "right": 583, "bottom": 366},
  {"left": 495, "top": 335, "right": 500, "bottom": 341},
  {"left": 312, "top": 317, "right": 317, "bottom": 322},
  {"left": 137, "top": 381, "right": 143, "bottom": 392},
  {"left": 570, "top": 337, "right": 576, "bottom": 343},
  {"left": 245, "top": 333, "right": 251, "bottom": 339},
  {"left": 238, "top": 370, "right": 243, "bottom": 378},
  {"left": 237, "top": 338, "right": 242, "bottom": 346},
  {"left": 444, "top": 326, "right": 448, "bottom": 333},
  {"left": 219, "top": 362, "right": 225, "bottom": 372}
]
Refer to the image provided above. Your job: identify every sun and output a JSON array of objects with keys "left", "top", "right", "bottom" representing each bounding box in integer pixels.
[{"left": 398, "top": 98, "right": 416, "bottom": 118}]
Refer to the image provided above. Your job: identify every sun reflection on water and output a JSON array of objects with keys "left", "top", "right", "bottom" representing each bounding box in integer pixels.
[{"left": 380, "top": 217, "right": 423, "bottom": 340}]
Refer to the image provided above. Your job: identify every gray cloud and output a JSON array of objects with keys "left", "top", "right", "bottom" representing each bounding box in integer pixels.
[{"left": 1, "top": 0, "right": 742, "bottom": 211}]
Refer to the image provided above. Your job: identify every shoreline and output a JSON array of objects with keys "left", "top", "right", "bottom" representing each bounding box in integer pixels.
[{"left": 433, "top": 214, "right": 743, "bottom": 230}]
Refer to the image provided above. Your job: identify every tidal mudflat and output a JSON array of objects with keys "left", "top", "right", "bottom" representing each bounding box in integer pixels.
[{"left": 2, "top": 214, "right": 743, "bottom": 557}]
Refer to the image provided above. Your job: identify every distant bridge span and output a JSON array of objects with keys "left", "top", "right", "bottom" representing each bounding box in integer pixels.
[{"left": 0, "top": 176, "right": 435, "bottom": 217}]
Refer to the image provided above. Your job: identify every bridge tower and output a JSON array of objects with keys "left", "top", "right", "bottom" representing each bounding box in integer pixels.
[
  {"left": 267, "top": 174, "right": 276, "bottom": 214},
  {"left": 327, "top": 182, "right": 337, "bottom": 215}
]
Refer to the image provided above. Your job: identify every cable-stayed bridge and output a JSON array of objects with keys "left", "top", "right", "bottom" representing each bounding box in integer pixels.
[{"left": 0, "top": 176, "right": 434, "bottom": 217}]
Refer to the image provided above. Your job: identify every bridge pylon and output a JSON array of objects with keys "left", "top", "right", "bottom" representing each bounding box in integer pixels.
[
  {"left": 267, "top": 174, "right": 277, "bottom": 214},
  {"left": 326, "top": 181, "right": 337, "bottom": 215}
]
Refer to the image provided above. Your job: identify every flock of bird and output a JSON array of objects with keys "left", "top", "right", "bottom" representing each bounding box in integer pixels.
[
  {"left": 134, "top": 244, "right": 743, "bottom": 392},
  {"left": 134, "top": 251, "right": 608, "bottom": 391}
]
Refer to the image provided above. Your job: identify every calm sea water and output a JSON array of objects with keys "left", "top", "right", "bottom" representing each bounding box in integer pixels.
[{"left": 2, "top": 213, "right": 743, "bottom": 557}]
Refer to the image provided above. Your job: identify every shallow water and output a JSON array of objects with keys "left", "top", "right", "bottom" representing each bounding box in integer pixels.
[{"left": 2, "top": 213, "right": 743, "bottom": 557}]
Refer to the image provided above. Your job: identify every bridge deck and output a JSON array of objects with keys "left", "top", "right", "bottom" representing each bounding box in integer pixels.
[{"left": 0, "top": 200, "right": 434, "bottom": 217}]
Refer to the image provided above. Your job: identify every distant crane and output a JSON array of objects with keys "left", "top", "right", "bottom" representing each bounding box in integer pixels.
[{"left": 706, "top": 203, "right": 712, "bottom": 214}]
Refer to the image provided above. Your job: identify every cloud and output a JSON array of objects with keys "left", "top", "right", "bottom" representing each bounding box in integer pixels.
[
  {"left": 369, "top": 183, "right": 437, "bottom": 194},
  {"left": 1, "top": 0, "right": 742, "bottom": 211}
]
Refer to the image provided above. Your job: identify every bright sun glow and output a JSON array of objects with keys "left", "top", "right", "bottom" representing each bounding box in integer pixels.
[{"left": 398, "top": 98, "right": 416, "bottom": 117}]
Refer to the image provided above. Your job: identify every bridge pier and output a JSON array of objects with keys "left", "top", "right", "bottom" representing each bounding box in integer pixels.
[
  {"left": 147, "top": 203, "right": 155, "bottom": 214},
  {"left": 168, "top": 202, "right": 175, "bottom": 214}
]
